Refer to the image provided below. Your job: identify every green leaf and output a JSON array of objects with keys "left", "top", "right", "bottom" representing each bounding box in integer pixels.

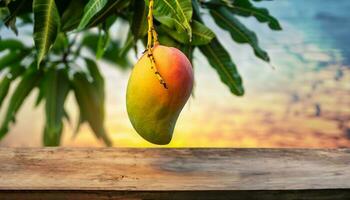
[
  {"left": 191, "top": 0, "right": 200, "bottom": 16},
  {"left": 210, "top": 7, "right": 269, "bottom": 62},
  {"left": 72, "top": 71, "right": 111, "bottom": 146},
  {"left": 3, "top": 0, "right": 30, "bottom": 35},
  {"left": 43, "top": 67, "right": 70, "bottom": 146},
  {"left": 191, "top": 21, "right": 215, "bottom": 45},
  {"left": 131, "top": 0, "right": 148, "bottom": 40},
  {"left": 0, "top": 0, "right": 13, "bottom": 7},
  {"left": 77, "top": 0, "right": 108, "bottom": 30},
  {"left": 18, "top": 13, "right": 33, "bottom": 24},
  {"left": 86, "top": 0, "right": 130, "bottom": 28},
  {"left": 4, "top": 0, "right": 32, "bottom": 28},
  {"left": 0, "top": 49, "right": 29, "bottom": 71},
  {"left": 82, "top": 34, "right": 131, "bottom": 68},
  {"left": 0, "top": 64, "right": 42, "bottom": 140},
  {"left": 33, "top": 0, "right": 61, "bottom": 67},
  {"left": 158, "top": 31, "right": 180, "bottom": 47},
  {"left": 159, "top": 20, "right": 215, "bottom": 45},
  {"left": 85, "top": 58, "right": 104, "bottom": 102},
  {"left": 233, "top": 0, "right": 282, "bottom": 30},
  {"left": 96, "top": 25, "right": 110, "bottom": 59},
  {"left": 0, "top": 65, "right": 25, "bottom": 108},
  {"left": 0, "top": 8, "right": 10, "bottom": 25},
  {"left": 34, "top": 81, "right": 45, "bottom": 107},
  {"left": 51, "top": 32, "right": 69, "bottom": 54},
  {"left": 192, "top": 0, "right": 243, "bottom": 95},
  {"left": 146, "top": 0, "right": 193, "bottom": 40},
  {"left": 61, "top": 0, "right": 85, "bottom": 31},
  {"left": 208, "top": 0, "right": 282, "bottom": 30},
  {"left": 199, "top": 38, "right": 244, "bottom": 96},
  {"left": 0, "top": 39, "right": 24, "bottom": 51},
  {"left": 5, "top": 17, "right": 18, "bottom": 35},
  {"left": 157, "top": 28, "right": 193, "bottom": 61},
  {"left": 209, "top": 0, "right": 233, "bottom": 8}
]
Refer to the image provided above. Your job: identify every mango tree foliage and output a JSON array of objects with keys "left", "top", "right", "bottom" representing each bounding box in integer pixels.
[{"left": 0, "top": 0, "right": 281, "bottom": 146}]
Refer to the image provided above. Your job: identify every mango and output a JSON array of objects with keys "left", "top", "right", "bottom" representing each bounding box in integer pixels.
[{"left": 126, "top": 45, "right": 193, "bottom": 145}]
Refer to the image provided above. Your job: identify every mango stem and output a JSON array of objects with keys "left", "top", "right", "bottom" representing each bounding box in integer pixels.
[{"left": 147, "top": 0, "right": 167, "bottom": 89}]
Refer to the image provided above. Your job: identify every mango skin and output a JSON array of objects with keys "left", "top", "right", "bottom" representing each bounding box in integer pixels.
[{"left": 126, "top": 45, "right": 193, "bottom": 145}]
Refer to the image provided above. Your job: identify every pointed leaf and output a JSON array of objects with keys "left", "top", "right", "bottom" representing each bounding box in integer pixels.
[
  {"left": 86, "top": 0, "right": 130, "bottom": 28},
  {"left": 0, "top": 39, "right": 24, "bottom": 51},
  {"left": 0, "top": 49, "right": 29, "bottom": 71},
  {"left": 85, "top": 58, "right": 104, "bottom": 102},
  {"left": 158, "top": 31, "right": 180, "bottom": 47},
  {"left": 61, "top": 0, "right": 85, "bottom": 31},
  {"left": 131, "top": 0, "right": 148, "bottom": 40},
  {"left": 3, "top": 0, "right": 23, "bottom": 35},
  {"left": 4, "top": 0, "right": 32, "bottom": 34},
  {"left": 210, "top": 7, "right": 269, "bottom": 62},
  {"left": 210, "top": 0, "right": 282, "bottom": 30},
  {"left": 5, "top": 16, "right": 18, "bottom": 35},
  {"left": 159, "top": 20, "right": 215, "bottom": 45},
  {"left": 199, "top": 38, "right": 244, "bottom": 96},
  {"left": 0, "top": 64, "right": 42, "bottom": 140},
  {"left": 34, "top": 82, "right": 44, "bottom": 107},
  {"left": 233, "top": 0, "right": 281, "bottom": 30},
  {"left": 82, "top": 34, "right": 131, "bottom": 68},
  {"left": 0, "top": 65, "right": 25, "bottom": 108},
  {"left": 193, "top": 0, "right": 243, "bottom": 96},
  {"left": 43, "top": 67, "right": 70, "bottom": 146},
  {"left": 77, "top": 0, "right": 108, "bottom": 30},
  {"left": 72, "top": 71, "right": 111, "bottom": 146},
  {"left": 96, "top": 25, "right": 110, "bottom": 59},
  {"left": 33, "top": 0, "right": 61, "bottom": 67}
]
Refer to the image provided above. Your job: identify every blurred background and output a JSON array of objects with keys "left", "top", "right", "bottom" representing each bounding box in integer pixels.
[{"left": 1, "top": 0, "right": 349, "bottom": 147}]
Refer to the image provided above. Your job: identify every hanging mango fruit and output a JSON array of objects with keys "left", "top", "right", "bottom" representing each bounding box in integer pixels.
[{"left": 126, "top": 0, "right": 194, "bottom": 145}]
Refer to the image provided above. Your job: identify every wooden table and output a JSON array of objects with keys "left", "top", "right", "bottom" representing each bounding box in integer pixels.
[{"left": 0, "top": 148, "right": 349, "bottom": 199}]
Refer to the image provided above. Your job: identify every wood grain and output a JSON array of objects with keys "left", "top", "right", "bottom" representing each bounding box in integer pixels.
[
  {"left": 1, "top": 190, "right": 350, "bottom": 200},
  {"left": 0, "top": 148, "right": 349, "bottom": 199}
]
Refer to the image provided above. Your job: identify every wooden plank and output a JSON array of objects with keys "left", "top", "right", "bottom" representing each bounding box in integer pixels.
[
  {"left": 1, "top": 190, "right": 350, "bottom": 200},
  {"left": 0, "top": 148, "right": 349, "bottom": 190},
  {"left": 0, "top": 148, "right": 349, "bottom": 199}
]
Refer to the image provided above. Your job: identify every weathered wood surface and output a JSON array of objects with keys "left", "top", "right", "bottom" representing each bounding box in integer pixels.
[{"left": 0, "top": 148, "right": 349, "bottom": 199}]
